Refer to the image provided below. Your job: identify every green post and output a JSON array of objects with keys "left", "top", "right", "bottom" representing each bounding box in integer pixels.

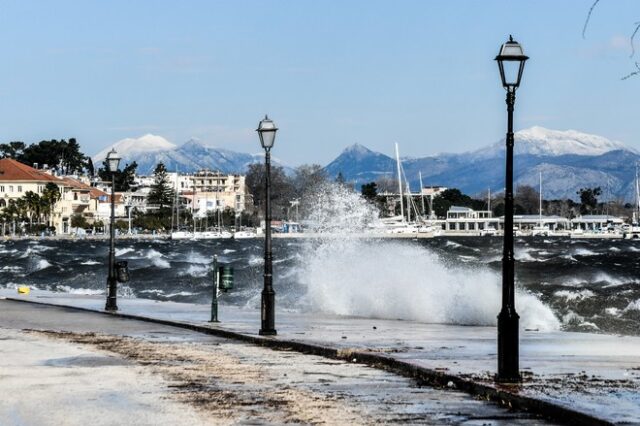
[{"left": 210, "top": 255, "right": 219, "bottom": 322}]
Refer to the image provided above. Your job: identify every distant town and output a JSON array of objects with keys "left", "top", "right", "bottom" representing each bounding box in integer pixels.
[{"left": 1, "top": 137, "right": 639, "bottom": 239}]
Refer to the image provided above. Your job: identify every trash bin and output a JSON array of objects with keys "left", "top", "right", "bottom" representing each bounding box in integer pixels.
[
  {"left": 218, "top": 266, "right": 234, "bottom": 292},
  {"left": 115, "top": 261, "right": 130, "bottom": 283}
]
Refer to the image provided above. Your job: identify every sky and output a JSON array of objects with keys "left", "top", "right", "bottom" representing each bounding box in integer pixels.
[{"left": 0, "top": 0, "right": 638, "bottom": 165}]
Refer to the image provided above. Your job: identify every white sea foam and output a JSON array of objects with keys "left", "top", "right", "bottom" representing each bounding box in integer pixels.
[
  {"left": 80, "top": 260, "right": 101, "bottom": 265},
  {"left": 623, "top": 299, "right": 640, "bottom": 312},
  {"left": 291, "top": 183, "right": 559, "bottom": 330},
  {"left": 145, "top": 249, "right": 170, "bottom": 268},
  {"left": 55, "top": 286, "right": 104, "bottom": 296},
  {"left": 33, "top": 259, "right": 52, "bottom": 271},
  {"left": 165, "top": 291, "right": 195, "bottom": 298},
  {"left": 248, "top": 255, "right": 264, "bottom": 266},
  {"left": 554, "top": 289, "right": 595, "bottom": 301},
  {"left": 116, "top": 247, "right": 135, "bottom": 256},
  {"left": 299, "top": 237, "right": 559, "bottom": 331},
  {"left": 179, "top": 264, "right": 209, "bottom": 278},
  {"left": 573, "top": 247, "right": 597, "bottom": 256}
]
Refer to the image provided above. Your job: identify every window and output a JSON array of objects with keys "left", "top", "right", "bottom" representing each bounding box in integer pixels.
[
  {"left": 17, "top": 186, "right": 22, "bottom": 192},
  {"left": 0, "top": 185, "right": 4, "bottom": 192},
  {"left": 449, "top": 223, "right": 456, "bottom": 230},
  {"left": 469, "top": 222, "right": 476, "bottom": 230},
  {"left": 9, "top": 185, "right": 13, "bottom": 193}
]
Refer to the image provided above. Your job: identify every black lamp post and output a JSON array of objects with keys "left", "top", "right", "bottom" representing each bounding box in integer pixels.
[
  {"left": 257, "top": 115, "right": 278, "bottom": 336},
  {"left": 105, "top": 148, "right": 121, "bottom": 312},
  {"left": 495, "top": 36, "right": 528, "bottom": 382}
]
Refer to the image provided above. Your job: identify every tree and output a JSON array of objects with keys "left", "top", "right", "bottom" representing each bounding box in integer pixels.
[
  {"left": 98, "top": 160, "right": 138, "bottom": 191},
  {"left": 583, "top": 1, "right": 640, "bottom": 79},
  {"left": 245, "top": 162, "right": 294, "bottom": 220},
  {"left": 335, "top": 172, "right": 346, "bottom": 185},
  {"left": 62, "top": 138, "right": 86, "bottom": 174},
  {"left": 22, "top": 191, "right": 41, "bottom": 227},
  {"left": 147, "top": 163, "right": 175, "bottom": 209},
  {"left": 0, "top": 141, "right": 26, "bottom": 158},
  {"left": 85, "top": 157, "right": 95, "bottom": 177},
  {"left": 514, "top": 185, "right": 540, "bottom": 215},
  {"left": 41, "top": 183, "right": 61, "bottom": 227},
  {"left": 577, "top": 187, "right": 602, "bottom": 214},
  {"left": 71, "top": 214, "right": 89, "bottom": 229},
  {"left": 432, "top": 188, "right": 473, "bottom": 218},
  {"left": 361, "top": 182, "right": 378, "bottom": 201},
  {"left": 291, "top": 164, "right": 328, "bottom": 199}
]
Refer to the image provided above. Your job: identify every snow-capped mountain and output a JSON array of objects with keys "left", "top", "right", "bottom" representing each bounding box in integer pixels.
[
  {"left": 325, "top": 127, "right": 639, "bottom": 201},
  {"left": 93, "top": 134, "right": 177, "bottom": 163},
  {"left": 93, "top": 136, "right": 290, "bottom": 175},
  {"left": 475, "top": 126, "right": 634, "bottom": 159}
]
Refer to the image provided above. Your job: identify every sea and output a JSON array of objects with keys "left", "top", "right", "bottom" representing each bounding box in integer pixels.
[{"left": 1, "top": 235, "right": 639, "bottom": 336}]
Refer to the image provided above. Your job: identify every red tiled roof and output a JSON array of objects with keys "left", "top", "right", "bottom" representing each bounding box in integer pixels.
[
  {"left": 60, "top": 176, "right": 110, "bottom": 200},
  {"left": 0, "top": 158, "right": 61, "bottom": 183}
]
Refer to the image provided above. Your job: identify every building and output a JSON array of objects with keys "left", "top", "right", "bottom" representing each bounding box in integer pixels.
[
  {"left": 571, "top": 215, "right": 624, "bottom": 231},
  {"left": 443, "top": 206, "right": 498, "bottom": 232},
  {"left": 0, "top": 159, "right": 127, "bottom": 234},
  {"left": 441, "top": 206, "right": 571, "bottom": 234}
]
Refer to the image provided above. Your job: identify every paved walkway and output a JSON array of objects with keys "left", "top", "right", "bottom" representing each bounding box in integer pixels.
[
  {"left": 0, "top": 299, "right": 554, "bottom": 425},
  {"left": 3, "top": 289, "right": 640, "bottom": 424}
]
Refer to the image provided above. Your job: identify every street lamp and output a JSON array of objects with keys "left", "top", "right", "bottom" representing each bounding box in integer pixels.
[
  {"left": 495, "top": 35, "right": 528, "bottom": 382},
  {"left": 257, "top": 115, "right": 278, "bottom": 336},
  {"left": 105, "top": 148, "right": 121, "bottom": 312}
]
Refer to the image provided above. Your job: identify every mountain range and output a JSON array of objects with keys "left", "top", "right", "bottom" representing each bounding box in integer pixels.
[{"left": 94, "top": 127, "right": 640, "bottom": 201}]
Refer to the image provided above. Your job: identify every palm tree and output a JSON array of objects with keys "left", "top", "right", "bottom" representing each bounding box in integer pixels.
[
  {"left": 23, "top": 191, "right": 41, "bottom": 228},
  {"left": 42, "top": 183, "right": 61, "bottom": 229}
]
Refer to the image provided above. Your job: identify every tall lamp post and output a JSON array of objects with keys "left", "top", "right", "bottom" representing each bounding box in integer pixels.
[
  {"left": 495, "top": 36, "right": 528, "bottom": 382},
  {"left": 105, "top": 148, "right": 121, "bottom": 312},
  {"left": 257, "top": 115, "right": 278, "bottom": 336}
]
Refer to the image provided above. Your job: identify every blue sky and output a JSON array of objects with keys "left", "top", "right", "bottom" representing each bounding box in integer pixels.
[{"left": 0, "top": 0, "right": 638, "bottom": 165}]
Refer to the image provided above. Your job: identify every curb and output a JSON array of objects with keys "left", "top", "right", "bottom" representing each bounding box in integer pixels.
[{"left": 4, "top": 297, "right": 613, "bottom": 426}]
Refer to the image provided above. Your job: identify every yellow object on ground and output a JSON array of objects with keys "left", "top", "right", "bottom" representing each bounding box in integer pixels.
[{"left": 17, "top": 286, "right": 30, "bottom": 295}]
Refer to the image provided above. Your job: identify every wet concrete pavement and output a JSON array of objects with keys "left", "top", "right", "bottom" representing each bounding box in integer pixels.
[{"left": 0, "top": 299, "right": 555, "bottom": 425}]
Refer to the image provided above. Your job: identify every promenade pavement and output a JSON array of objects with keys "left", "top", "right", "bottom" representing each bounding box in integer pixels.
[
  {"left": 0, "top": 298, "right": 554, "bottom": 425},
  {"left": 2, "top": 289, "right": 640, "bottom": 424}
]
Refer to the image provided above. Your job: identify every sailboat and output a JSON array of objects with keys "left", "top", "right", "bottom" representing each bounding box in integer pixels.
[
  {"left": 382, "top": 143, "right": 437, "bottom": 235},
  {"left": 624, "top": 162, "right": 640, "bottom": 239},
  {"left": 171, "top": 170, "right": 194, "bottom": 240},
  {"left": 531, "top": 172, "right": 548, "bottom": 236}
]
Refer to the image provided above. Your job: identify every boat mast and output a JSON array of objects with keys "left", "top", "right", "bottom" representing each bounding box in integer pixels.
[
  {"left": 405, "top": 179, "right": 412, "bottom": 223},
  {"left": 395, "top": 143, "right": 405, "bottom": 222},
  {"left": 635, "top": 162, "right": 640, "bottom": 225},
  {"left": 539, "top": 171, "right": 542, "bottom": 227},
  {"left": 192, "top": 174, "right": 196, "bottom": 234},
  {"left": 488, "top": 187, "right": 491, "bottom": 213},
  {"left": 419, "top": 171, "right": 426, "bottom": 218}
]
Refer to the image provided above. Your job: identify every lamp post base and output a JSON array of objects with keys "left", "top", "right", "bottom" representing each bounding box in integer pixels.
[
  {"left": 105, "top": 297, "right": 118, "bottom": 312},
  {"left": 260, "top": 288, "right": 276, "bottom": 336},
  {"left": 497, "top": 308, "right": 520, "bottom": 383}
]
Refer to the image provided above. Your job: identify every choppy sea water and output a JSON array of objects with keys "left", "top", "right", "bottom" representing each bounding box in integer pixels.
[{"left": 1, "top": 236, "right": 639, "bottom": 336}]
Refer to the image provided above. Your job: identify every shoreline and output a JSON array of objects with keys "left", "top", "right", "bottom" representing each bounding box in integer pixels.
[
  {"left": 3, "top": 290, "right": 638, "bottom": 425},
  {"left": 0, "top": 231, "right": 631, "bottom": 241}
]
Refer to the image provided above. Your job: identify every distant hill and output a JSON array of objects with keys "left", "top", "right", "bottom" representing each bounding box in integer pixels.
[
  {"left": 92, "top": 127, "right": 640, "bottom": 201},
  {"left": 93, "top": 135, "right": 289, "bottom": 175},
  {"left": 324, "top": 127, "right": 640, "bottom": 201}
]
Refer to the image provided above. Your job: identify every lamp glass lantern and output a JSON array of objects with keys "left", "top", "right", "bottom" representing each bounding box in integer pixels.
[
  {"left": 256, "top": 115, "right": 278, "bottom": 150},
  {"left": 106, "top": 149, "right": 121, "bottom": 172},
  {"left": 495, "top": 36, "right": 529, "bottom": 90}
]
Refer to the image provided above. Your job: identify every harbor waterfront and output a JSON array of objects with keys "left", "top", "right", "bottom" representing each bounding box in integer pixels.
[
  {"left": 1, "top": 292, "right": 639, "bottom": 424},
  {"left": 2, "top": 236, "right": 640, "bottom": 337}
]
